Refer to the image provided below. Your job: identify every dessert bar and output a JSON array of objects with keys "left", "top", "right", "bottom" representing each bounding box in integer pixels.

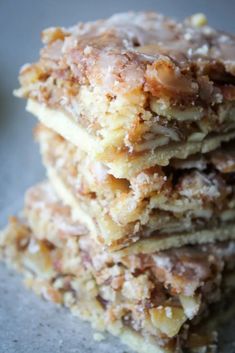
[
  {"left": 15, "top": 12, "right": 235, "bottom": 179},
  {"left": 1, "top": 182, "right": 235, "bottom": 353},
  {"left": 37, "top": 125, "right": 235, "bottom": 251}
]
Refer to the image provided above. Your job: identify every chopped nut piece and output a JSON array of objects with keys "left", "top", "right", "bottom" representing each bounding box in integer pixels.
[
  {"left": 179, "top": 295, "right": 201, "bottom": 319},
  {"left": 189, "top": 13, "right": 208, "bottom": 28},
  {"left": 93, "top": 332, "right": 105, "bottom": 342},
  {"left": 150, "top": 306, "right": 187, "bottom": 337}
]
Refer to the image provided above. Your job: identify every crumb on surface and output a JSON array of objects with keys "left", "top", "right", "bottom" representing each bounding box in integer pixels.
[{"left": 93, "top": 332, "right": 106, "bottom": 342}]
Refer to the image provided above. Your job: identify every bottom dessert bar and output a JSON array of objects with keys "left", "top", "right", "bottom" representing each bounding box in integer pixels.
[{"left": 1, "top": 182, "right": 235, "bottom": 353}]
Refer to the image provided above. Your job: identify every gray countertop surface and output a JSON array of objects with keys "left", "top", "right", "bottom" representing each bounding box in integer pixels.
[{"left": 1, "top": 1, "right": 235, "bottom": 352}]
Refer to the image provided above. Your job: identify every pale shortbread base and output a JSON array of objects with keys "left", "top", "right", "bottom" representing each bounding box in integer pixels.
[
  {"left": 26, "top": 99, "right": 235, "bottom": 179},
  {"left": 117, "top": 224, "right": 235, "bottom": 256}
]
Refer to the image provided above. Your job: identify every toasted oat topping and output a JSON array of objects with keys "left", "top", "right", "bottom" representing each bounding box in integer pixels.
[{"left": 18, "top": 12, "right": 235, "bottom": 105}]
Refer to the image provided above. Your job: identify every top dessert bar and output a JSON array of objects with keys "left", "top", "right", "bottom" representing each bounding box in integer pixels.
[{"left": 15, "top": 12, "right": 235, "bottom": 178}]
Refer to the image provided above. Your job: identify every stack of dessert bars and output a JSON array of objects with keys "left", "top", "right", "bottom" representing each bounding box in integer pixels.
[{"left": 2, "top": 12, "right": 235, "bottom": 353}]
